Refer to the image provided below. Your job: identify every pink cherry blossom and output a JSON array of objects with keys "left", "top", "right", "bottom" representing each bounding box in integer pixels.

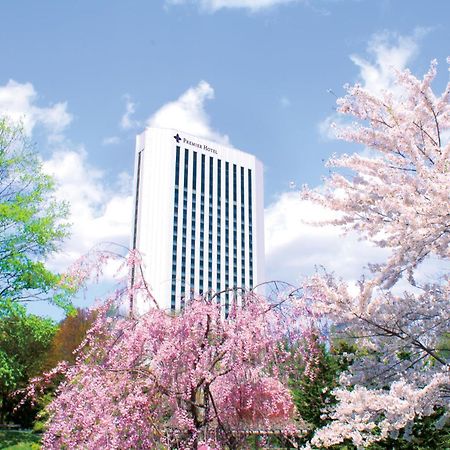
[{"left": 29, "top": 252, "right": 317, "bottom": 449}]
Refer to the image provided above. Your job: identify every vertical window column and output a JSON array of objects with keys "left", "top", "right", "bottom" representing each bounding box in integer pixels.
[
  {"left": 199, "top": 154, "right": 205, "bottom": 294},
  {"left": 170, "top": 147, "right": 181, "bottom": 311},
  {"left": 240, "top": 166, "right": 246, "bottom": 289},
  {"left": 131, "top": 149, "right": 143, "bottom": 301},
  {"left": 233, "top": 164, "right": 238, "bottom": 298},
  {"left": 216, "top": 160, "right": 222, "bottom": 301},
  {"left": 190, "top": 152, "right": 197, "bottom": 299},
  {"left": 208, "top": 157, "right": 213, "bottom": 295},
  {"left": 225, "top": 162, "right": 230, "bottom": 315},
  {"left": 180, "top": 149, "right": 189, "bottom": 308},
  {"left": 132, "top": 150, "right": 143, "bottom": 251},
  {"left": 248, "top": 169, "right": 253, "bottom": 289}
]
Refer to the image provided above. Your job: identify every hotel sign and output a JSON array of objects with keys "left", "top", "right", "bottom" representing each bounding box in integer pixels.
[{"left": 173, "top": 133, "right": 218, "bottom": 155}]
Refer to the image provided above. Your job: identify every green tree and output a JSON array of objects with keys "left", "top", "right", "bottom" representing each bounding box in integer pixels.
[
  {"left": 0, "top": 306, "right": 57, "bottom": 425},
  {"left": 0, "top": 117, "right": 73, "bottom": 313}
]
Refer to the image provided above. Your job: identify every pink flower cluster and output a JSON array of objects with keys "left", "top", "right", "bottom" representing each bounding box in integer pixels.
[{"left": 39, "top": 285, "right": 315, "bottom": 449}]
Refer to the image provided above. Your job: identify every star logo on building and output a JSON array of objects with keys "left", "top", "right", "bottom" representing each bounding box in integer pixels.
[{"left": 173, "top": 133, "right": 181, "bottom": 143}]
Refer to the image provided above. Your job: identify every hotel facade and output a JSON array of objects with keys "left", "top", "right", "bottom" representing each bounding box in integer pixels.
[{"left": 131, "top": 127, "right": 264, "bottom": 313}]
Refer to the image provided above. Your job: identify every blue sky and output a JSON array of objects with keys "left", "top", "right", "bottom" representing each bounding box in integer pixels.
[{"left": 0, "top": 0, "right": 448, "bottom": 318}]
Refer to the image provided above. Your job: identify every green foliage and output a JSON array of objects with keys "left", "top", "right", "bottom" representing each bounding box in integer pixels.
[
  {"left": 0, "top": 430, "right": 41, "bottom": 449},
  {"left": 437, "top": 332, "right": 450, "bottom": 362},
  {"left": 290, "top": 340, "right": 355, "bottom": 432},
  {"left": 0, "top": 117, "right": 73, "bottom": 314},
  {"left": 30, "top": 393, "right": 54, "bottom": 433},
  {"left": 366, "top": 409, "right": 450, "bottom": 450},
  {"left": 31, "top": 421, "right": 45, "bottom": 434},
  {"left": 0, "top": 307, "right": 57, "bottom": 426}
]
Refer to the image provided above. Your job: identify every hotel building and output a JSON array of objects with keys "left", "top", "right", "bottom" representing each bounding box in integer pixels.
[{"left": 131, "top": 127, "right": 264, "bottom": 313}]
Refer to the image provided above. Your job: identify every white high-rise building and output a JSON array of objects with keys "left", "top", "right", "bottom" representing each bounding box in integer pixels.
[{"left": 131, "top": 127, "right": 264, "bottom": 313}]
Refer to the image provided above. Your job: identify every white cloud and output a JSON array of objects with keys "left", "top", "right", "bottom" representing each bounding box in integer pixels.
[
  {"left": 166, "top": 0, "right": 300, "bottom": 12},
  {"left": 264, "top": 191, "right": 388, "bottom": 285},
  {"left": 120, "top": 95, "right": 140, "bottom": 130},
  {"left": 317, "top": 29, "right": 428, "bottom": 141},
  {"left": 43, "top": 148, "right": 132, "bottom": 272},
  {"left": 0, "top": 79, "right": 72, "bottom": 139},
  {"left": 102, "top": 136, "right": 121, "bottom": 146},
  {"left": 147, "top": 80, "right": 229, "bottom": 144},
  {"left": 350, "top": 28, "right": 428, "bottom": 95}
]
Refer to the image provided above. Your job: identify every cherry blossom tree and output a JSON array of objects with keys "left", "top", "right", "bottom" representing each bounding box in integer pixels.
[
  {"left": 25, "top": 252, "right": 316, "bottom": 449},
  {"left": 302, "top": 59, "right": 449, "bottom": 446}
]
